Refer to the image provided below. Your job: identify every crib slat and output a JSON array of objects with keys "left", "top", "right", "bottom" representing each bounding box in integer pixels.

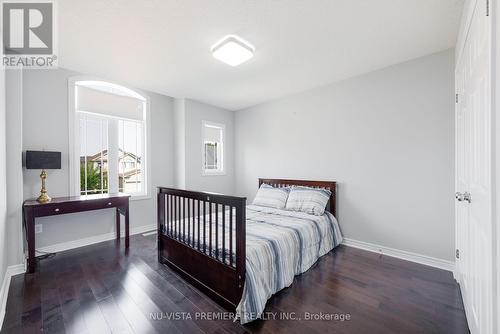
[
  {"left": 178, "top": 197, "right": 181, "bottom": 240},
  {"left": 169, "top": 195, "right": 171, "bottom": 235},
  {"left": 167, "top": 195, "right": 170, "bottom": 235},
  {"left": 172, "top": 196, "right": 175, "bottom": 238},
  {"left": 177, "top": 196, "right": 180, "bottom": 239},
  {"left": 187, "top": 198, "right": 192, "bottom": 245},
  {"left": 203, "top": 201, "right": 207, "bottom": 253},
  {"left": 174, "top": 196, "right": 178, "bottom": 239},
  {"left": 183, "top": 197, "right": 186, "bottom": 242},
  {"left": 169, "top": 195, "right": 172, "bottom": 235},
  {"left": 165, "top": 195, "right": 169, "bottom": 235},
  {"left": 193, "top": 200, "right": 195, "bottom": 246},
  {"left": 192, "top": 199, "right": 195, "bottom": 247},
  {"left": 179, "top": 197, "right": 182, "bottom": 240},
  {"left": 197, "top": 200, "right": 201, "bottom": 251},
  {"left": 209, "top": 203, "right": 212, "bottom": 256},
  {"left": 192, "top": 199, "right": 195, "bottom": 248},
  {"left": 229, "top": 206, "right": 233, "bottom": 267},
  {"left": 173, "top": 196, "right": 175, "bottom": 239},
  {"left": 215, "top": 204, "right": 219, "bottom": 260},
  {"left": 222, "top": 204, "right": 225, "bottom": 264}
]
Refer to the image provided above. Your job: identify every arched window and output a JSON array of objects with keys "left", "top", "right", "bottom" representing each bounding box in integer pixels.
[{"left": 69, "top": 78, "right": 150, "bottom": 198}]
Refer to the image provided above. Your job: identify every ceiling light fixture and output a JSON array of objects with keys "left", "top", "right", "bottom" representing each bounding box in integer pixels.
[{"left": 211, "top": 35, "right": 255, "bottom": 67}]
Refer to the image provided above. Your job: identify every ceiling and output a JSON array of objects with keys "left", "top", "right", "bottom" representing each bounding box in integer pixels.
[{"left": 58, "top": 0, "right": 464, "bottom": 110}]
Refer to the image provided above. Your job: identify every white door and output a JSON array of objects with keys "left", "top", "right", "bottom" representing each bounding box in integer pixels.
[{"left": 455, "top": 0, "right": 493, "bottom": 333}]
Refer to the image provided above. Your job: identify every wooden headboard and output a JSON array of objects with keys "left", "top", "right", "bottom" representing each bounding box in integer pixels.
[{"left": 258, "top": 178, "right": 337, "bottom": 217}]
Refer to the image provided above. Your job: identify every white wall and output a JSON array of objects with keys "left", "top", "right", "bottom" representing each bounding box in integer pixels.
[
  {"left": 174, "top": 98, "right": 235, "bottom": 195},
  {"left": 493, "top": 1, "right": 500, "bottom": 329},
  {"left": 173, "top": 98, "right": 186, "bottom": 188},
  {"left": 20, "top": 68, "right": 175, "bottom": 248},
  {"left": 5, "top": 70, "right": 24, "bottom": 267},
  {"left": 235, "top": 49, "right": 455, "bottom": 261},
  {"left": 0, "top": 64, "right": 8, "bottom": 301}
]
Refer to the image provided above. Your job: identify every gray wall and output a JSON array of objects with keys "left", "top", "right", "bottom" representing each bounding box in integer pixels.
[
  {"left": 173, "top": 98, "right": 186, "bottom": 188},
  {"left": 20, "top": 68, "right": 175, "bottom": 248},
  {"left": 5, "top": 70, "right": 24, "bottom": 267},
  {"left": 0, "top": 67, "right": 7, "bottom": 292},
  {"left": 173, "top": 98, "right": 235, "bottom": 195},
  {"left": 184, "top": 99, "right": 234, "bottom": 195},
  {"left": 234, "top": 49, "right": 455, "bottom": 261}
]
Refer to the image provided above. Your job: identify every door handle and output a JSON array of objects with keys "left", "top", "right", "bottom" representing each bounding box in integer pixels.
[{"left": 455, "top": 192, "right": 471, "bottom": 203}]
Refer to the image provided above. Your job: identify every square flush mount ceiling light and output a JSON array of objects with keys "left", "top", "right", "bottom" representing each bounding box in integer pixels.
[{"left": 211, "top": 35, "right": 255, "bottom": 66}]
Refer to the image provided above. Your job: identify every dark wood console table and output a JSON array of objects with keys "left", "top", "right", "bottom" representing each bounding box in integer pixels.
[{"left": 23, "top": 193, "right": 130, "bottom": 273}]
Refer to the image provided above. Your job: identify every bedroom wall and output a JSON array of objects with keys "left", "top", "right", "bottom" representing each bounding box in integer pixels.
[
  {"left": 172, "top": 98, "right": 235, "bottom": 195},
  {"left": 19, "top": 68, "right": 175, "bottom": 249},
  {"left": 173, "top": 98, "right": 186, "bottom": 189},
  {"left": 183, "top": 99, "right": 235, "bottom": 195},
  {"left": 0, "top": 65, "right": 8, "bottom": 308},
  {"left": 234, "top": 49, "right": 455, "bottom": 262},
  {"left": 5, "top": 70, "right": 24, "bottom": 268}
]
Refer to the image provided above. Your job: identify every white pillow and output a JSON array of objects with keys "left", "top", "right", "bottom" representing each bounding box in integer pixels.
[
  {"left": 252, "top": 184, "right": 290, "bottom": 209},
  {"left": 285, "top": 186, "right": 331, "bottom": 216}
]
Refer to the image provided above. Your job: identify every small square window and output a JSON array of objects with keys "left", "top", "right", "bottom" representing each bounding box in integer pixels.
[{"left": 202, "top": 121, "right": 224, "bottom": 175}]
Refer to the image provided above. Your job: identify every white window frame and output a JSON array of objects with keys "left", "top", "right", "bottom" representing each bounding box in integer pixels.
[
  {"left": 201, "top": 120, "right": 225, "bottom": 176},
  {"left": 68, "top": 76, "right": 151, "bottom": 200}
]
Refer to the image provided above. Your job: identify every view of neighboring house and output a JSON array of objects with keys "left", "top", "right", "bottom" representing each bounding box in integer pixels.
[{"left": 80, "top": 149, "right": 142, "bottom": 194}]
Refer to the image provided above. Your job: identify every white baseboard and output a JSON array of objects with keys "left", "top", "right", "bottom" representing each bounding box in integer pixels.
[
  {"left": 0, "top": 263, "right": 26, "bottom": 331},
  {"left": 452, "top": 267, "right": 460, "bottom": 282},
  {"left": 37, "top": 224, "right": 156, "bottom": 254},
  {"left": 342, "top": 238, "right": 455, "bottom": 272}
]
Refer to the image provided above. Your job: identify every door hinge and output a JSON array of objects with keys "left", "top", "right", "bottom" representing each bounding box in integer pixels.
[
  {"left": 456, "top": 249, "right": 460, "bottom": 259},
  {"left": 455, "top": 93, "right": 459, "bottom": 104}
]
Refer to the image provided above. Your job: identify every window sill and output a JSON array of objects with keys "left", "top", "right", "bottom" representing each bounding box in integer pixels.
[
  {"left": 129, "top": 194, "right": 151, "bottom": 201},
  {"left": 202, "top": 171, "right": 226, "bottom": 176}
]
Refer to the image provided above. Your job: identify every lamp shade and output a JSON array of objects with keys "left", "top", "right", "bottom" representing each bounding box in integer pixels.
[{"left": 25, "top": 151, "right": 61, "bottom": 169}]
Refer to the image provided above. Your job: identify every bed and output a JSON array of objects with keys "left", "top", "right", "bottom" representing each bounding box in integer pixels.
[{"left": 157, "top": 178, "right": 342, "bottom": 323}]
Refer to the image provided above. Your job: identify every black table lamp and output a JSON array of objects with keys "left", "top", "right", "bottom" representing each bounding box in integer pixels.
[{"left": 25, "top": 150, "right": 61, "bottom": 203}]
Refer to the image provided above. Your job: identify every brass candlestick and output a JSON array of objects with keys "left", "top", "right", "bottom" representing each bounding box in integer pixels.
[{"left": 36, "top": 169, "right": 51, "bottom": 203}]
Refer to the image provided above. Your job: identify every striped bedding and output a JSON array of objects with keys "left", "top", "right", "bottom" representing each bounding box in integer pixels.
[
  {"left": 163, "top": 204, "right": 342, "bottom": 324},
  {"left": 237, "top": 205, "right": 342, "bottom": 323}
]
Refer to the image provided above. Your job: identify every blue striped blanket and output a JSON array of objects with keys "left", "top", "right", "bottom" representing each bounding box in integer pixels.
[
  {"left": 237, "top": 205, "right": 342, "bottom": 323},
  {"left": 164, "top": 204, "right": 342, "bottom": 323}
]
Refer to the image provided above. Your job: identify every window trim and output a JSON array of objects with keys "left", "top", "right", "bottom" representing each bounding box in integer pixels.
[
  {"left": 201, "top": 120, "right": 225, "bottom": 176},
  {"left": 68, "top": 76, "right": 151, "bottom": 200}
]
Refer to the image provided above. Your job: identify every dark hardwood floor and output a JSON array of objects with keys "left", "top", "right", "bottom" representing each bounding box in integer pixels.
[{"left": 1, "top": 234, "right": 469, "bottom": 334}]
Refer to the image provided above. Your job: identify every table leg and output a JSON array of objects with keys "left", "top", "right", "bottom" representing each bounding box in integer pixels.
[
  {"left": 125, "top": 205, "right": 130, "bottom": 248},
  {"left": 115, "top": 207, "right": 121, "bottom": 242},
  {"left": 25, "top": 208, "right": 36, "bottom": 273}
]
